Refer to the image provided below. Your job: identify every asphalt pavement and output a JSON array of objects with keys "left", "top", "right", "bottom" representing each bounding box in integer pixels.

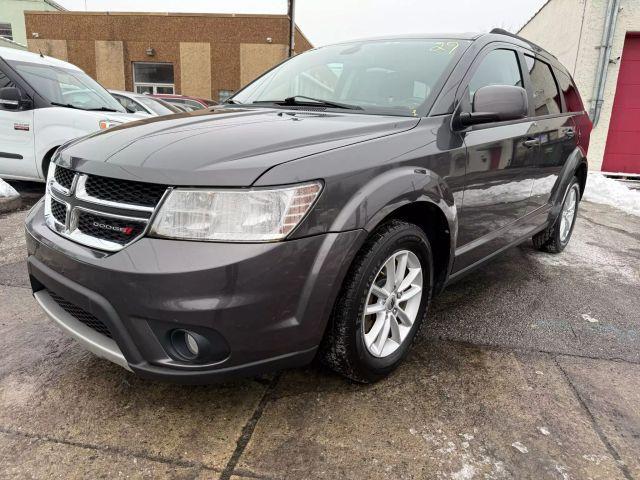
[{"left": 0, "top": 182, "right": 638, "bottom": 480}]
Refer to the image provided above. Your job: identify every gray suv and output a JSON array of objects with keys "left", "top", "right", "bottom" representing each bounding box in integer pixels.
[{"left": 25, "top": 30, "right": 592, "bottom": 383}]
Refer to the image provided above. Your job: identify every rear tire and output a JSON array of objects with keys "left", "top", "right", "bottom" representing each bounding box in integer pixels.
[
  {"left": 320, "top": 220, "right": 433, "bottom": 383},
  {"left": 533, "top": 176, "right": 581, "bottom": 253}
]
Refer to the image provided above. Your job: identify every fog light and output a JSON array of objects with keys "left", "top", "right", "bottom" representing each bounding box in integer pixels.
[
  {"left": 185, "top": 332, "right": 199, "bottom": 356},
  {"left": 170, "top": 329, "right": 203, "bottom": 361}
]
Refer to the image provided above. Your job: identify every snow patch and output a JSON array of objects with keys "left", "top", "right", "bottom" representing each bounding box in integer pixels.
[
  {"left": 0, "top": 179, "right": 18, "bottom": 199},
  {"left": 538, "top": 426, "right": 550, "bottom": 436},
  {"left": 581, "top": 313, "right": 599, "bottom": 323},
  {"left": 511, "top": 442, "right": 528, "bottom": 453},
  {"left": 584, "top": 173, "right": 640, "bottom": 217},
  {"left": 451, "top": 463, "right": 476, "bottom": 480}
]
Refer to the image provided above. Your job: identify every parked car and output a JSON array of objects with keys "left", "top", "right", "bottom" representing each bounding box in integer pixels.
[
  {"left": 151, "top": 93, "right": 217, "bottom": 110},
  {"left": 25, "top": 30, "right": 591, "bottom": 384},
  {"left": 0, "top": 47, "right": 140, "bottom": 182},
  {"left": 109, "top": 90, "right": 184, "bottom": 116}
]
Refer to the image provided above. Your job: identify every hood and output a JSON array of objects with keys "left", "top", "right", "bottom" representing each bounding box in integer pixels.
[{"left": 57, "top": 107, "right": 419, "bottom": 186}]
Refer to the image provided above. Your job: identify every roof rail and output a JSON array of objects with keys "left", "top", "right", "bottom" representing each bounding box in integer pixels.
[{"left": 489, "top": 28, "right": 557, "bottom": 58}]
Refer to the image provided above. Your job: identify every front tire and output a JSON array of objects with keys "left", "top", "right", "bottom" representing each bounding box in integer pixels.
[
  {"left": 321, "top": 220, "right": 433, "bottom": 383},
  {"left": 533, "top": 176, "right": 581, "bottom": 253}
]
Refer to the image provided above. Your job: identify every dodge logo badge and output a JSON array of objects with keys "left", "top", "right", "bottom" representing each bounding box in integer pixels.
[{"left": 93, "top": 222, "right": 134, "bottom": 235}]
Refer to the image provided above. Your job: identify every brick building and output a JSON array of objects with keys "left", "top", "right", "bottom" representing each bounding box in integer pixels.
[{"left": 24, "top": 11, "right": 312, "bottom": 103}]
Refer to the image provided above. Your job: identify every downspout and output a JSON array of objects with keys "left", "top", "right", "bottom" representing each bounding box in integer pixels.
[
  {"left": 288, "top": 0, "right": 296, "bottom": 57},
  {"left": 589, "top": 0, "right": 621, "bottom": 126}
]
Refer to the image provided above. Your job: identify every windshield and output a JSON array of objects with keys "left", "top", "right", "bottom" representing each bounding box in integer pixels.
[
  {"left": 232, "top": 39, "right": 469, "bottom": 116},
  {"left": 137, "top": 96, "right": 182, "bottom": 115},
  {"left": 9, "top": 60, "right": 126, "bottom": 112}
]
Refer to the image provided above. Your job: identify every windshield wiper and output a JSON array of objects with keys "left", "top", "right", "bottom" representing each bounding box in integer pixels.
[
  {"left": 51, "top": 101, "right": 82, "bottom": 110},
  {"left": 86, "top": 106, "right": 119, "bottom": 112},
  {"left": 253, "top": 95, "right": 362, "bottom": 110},
  {"left": 50, "top": 102, "right": 119, "bottom": 113}
]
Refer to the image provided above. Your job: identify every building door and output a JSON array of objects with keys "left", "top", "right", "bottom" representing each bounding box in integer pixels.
[
  {"left": 602, "top": 34, "right": 640, "bottom": 174},
  {"left": 133, "top": 63, "right": 175, "bottom": 95}
]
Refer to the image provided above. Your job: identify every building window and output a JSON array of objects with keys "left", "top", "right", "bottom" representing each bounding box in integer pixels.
[
  {"left": 0, "top": 23, "right": 13, "bottom": 41},
  {"left": 133, "top": 62, "right": 174, "bottom": 95},
  {"left": 218, "top": 90, "right": 234, "bottom": 103}
]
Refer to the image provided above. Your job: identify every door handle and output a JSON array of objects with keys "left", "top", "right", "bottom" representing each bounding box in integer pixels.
[{"left": 523, "top": 138, "right": 540, "bottom": 148}]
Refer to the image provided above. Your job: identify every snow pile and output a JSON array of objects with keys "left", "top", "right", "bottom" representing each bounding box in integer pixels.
[
  {"left": 583, "top": 173, "right": 640, "bottom": 217},
  {"left": 0, "top": 179, "right": 18, "bottom": 199}
]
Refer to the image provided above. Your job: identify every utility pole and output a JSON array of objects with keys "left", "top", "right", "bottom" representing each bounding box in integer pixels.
[{"left": 288, "top": 0, "right": 296, "bottom": 57}]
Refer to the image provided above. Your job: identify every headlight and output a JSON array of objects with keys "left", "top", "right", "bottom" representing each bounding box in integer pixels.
[
  {"left": 150, "top": 181, "right": 322, "bottom": 242},
  {"left": 99, "top": 119, "right": 122, "bottom": 129}
]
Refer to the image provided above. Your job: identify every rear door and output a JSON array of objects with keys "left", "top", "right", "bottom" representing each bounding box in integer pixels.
[
  {"left": 453, "top": 46, "right": 538, "bottom": 271},
  {"left": 0, "top": 62, "right": 36, "bottom": 180},
  {"left": 522, "top": 54, "right": 576, "bottom": 212}
]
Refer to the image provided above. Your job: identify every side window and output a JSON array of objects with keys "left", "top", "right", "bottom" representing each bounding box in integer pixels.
[
  {"left": 113, "top": 94, "right": 146, "bottom": 113},
  {"left": 555, "top": 70, "right": 584, "bottom": 113},
  {"left": 524, "top": 55, "right": 561, "bottom": 116},
  {"left": 0, "top": 66, "right": 19, "bottom": 111},
  {"left": 0, "top": 68, "right": 15, "bottom": 89},
  {"left": 468, "top": 49, "right": 523, "bottom": 104}
]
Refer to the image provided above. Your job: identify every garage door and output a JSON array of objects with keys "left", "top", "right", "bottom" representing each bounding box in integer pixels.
[{"left": 602, "top": 34, "right": 640, "bottom": 174}]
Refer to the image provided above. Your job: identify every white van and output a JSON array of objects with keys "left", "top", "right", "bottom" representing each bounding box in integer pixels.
[{"left": 0, "top": 47, "right": 140, "bottom": 182}]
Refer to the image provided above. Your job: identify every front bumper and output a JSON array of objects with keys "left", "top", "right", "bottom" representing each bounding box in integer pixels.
[{"left": 25, "top": 200, "right": 365, "bottom": 383}]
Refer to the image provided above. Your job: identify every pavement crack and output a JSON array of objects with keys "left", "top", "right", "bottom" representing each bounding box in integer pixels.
[
  {"left": 554, "top": 358, "right": 635, "bottom": 480},
  {"left": 430, "top": 337, "right": 640, "bottom": 366},
  {"left": 0, "top": 425, "right": 218, "bottom": 472},
  {"left": 219, "top": 373, "right": 281, "bottom": 480}
]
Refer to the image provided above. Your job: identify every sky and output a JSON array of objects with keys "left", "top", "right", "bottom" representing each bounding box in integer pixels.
[{"left": 55, "top": 0, "right": 548, "bottom": 47}]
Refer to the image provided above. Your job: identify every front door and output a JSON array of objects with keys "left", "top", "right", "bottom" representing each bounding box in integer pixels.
[
  {"left": 0, "top": 65, "right": 35, "bottom": 180},
  {"left": 454, "top": 47, "right": 538, "bottom": 272}
]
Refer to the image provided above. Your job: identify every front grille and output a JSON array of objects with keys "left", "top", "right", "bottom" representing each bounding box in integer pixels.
[
  {"left": 46, "top": 165, "right": 166, "bottom": 251},
  {"left": 50, "top": 199, "right": 67, "bottom": 224},
  {"left": 48, "top": 290, "right": 113, "bottom": 339},
  {"left": 84, "top": 175, "right": 167, "bottom": 208},
  {"left": 54, "top": 166, "right": 74, "bottom": 189},
  {"left": 77, "top": 211, "right": 146, "bottom": 245}
]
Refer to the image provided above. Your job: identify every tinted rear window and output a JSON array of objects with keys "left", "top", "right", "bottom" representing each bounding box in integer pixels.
[{"left": 524, "top": 55, "right": 561, "bottom": 116}]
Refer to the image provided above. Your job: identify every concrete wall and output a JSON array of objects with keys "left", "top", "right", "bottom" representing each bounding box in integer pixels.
[
  {"left": 26, "top": 37, "right": 67, "bottom": 59},
  {"left": 95, "top": 40, "right": 125, "bottom": 90},
  {"left": 0, "top": 0, "right": 61, "bottom": 46},
  {"left": 520, "top": 0, "right": 640, "bottom": 171},
  {"left": 519, "top": 0, "right": 587, "bottom": 76},
  {"left": 179, "top": 42, "right": 211, "bottom": 99}
]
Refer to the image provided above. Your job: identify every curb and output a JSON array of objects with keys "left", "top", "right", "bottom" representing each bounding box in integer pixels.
[{"left": 0, "top": 195, "right": 22, "bottom": 214}]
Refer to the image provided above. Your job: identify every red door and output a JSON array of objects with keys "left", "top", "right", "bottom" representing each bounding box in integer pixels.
[{"left": 602, "top": 34, "right": 640, "bottom": 174}]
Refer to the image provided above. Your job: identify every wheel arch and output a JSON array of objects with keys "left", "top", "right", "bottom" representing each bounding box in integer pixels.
[
  {"left": 330, "top": 168, "right": 457, "bottom": 294},
  {"left": 366, "top": 201, "right": 453, "bottom": 293},
  {"left": 40, "top": 145, "right": 60, "bottom": 179}
]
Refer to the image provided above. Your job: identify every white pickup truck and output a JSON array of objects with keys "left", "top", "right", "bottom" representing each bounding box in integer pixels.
[{"left": 0, "top": 47, "right": 140, "bottom": 182}]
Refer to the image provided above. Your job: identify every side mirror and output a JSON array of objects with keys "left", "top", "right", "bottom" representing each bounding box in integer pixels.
[
  {"left": 0, "top": 87, "right": 21, "bottom": 110},
  {"left": 456, "top": 85, "right": 528, "bottom": 128}
]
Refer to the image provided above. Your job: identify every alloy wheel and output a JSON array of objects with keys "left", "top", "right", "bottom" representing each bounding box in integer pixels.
[
  {"left": 559, "top": 185, "right": 579, "bottom": 243},
  {"left": 362, "top": 250, "right": 423, "bottom": 358}
]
